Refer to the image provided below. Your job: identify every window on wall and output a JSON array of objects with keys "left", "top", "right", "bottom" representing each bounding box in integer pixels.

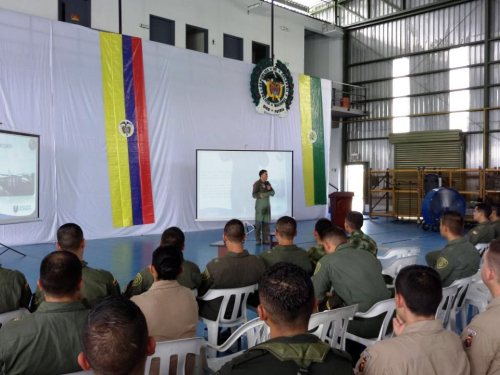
[
  {"left": 449, "top": 47, "right": 470, "bottom": 132},
  {"left": 186, "top": 25, "right": 208, "bottom": 53},
  {"left": 392, "top": 57, "right": 410, "bottom": 134},
  {"left": 150, "top": 15, "right": 175, "bottom": 46},
  {"left": 223, "top": 34, "right": 243, "bottom": 61}
]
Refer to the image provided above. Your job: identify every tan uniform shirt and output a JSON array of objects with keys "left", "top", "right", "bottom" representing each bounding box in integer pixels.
[
  {"left": 355, "top": 320, "right": 470, "bottom": 375},
  {"left": 131, "top": 280, "right": 198, "bottom": 342},
  {"left": 461, "top": 297, "right": 500, "bottom": 375}
]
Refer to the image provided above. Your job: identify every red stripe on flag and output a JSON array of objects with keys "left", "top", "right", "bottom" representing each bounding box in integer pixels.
[{"left": 131, "top": 37, "right": 155, "bottom": 224}]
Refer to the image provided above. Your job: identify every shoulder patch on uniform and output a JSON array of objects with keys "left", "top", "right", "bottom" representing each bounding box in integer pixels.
[
  {"left": 25, "top": 282, "right": 30, "bottom": 291},
  {"left": 437, "top": 257, "right": 449, "bottom": 269},
  {"left": 358, "top": 352, "right": 371, "bottom": 372},
  {"left": 202, "top": 269, "right": 210, "bottom": 280},
  {"left": 472, "top": 231, "right": 477, "bottom": 236},
  {"left": 314, "top": 262, "right": 322, "bottom": 275},
  {"left": 464, "top": 329, "right": 477, "bottom": 348},
  {"left": 132, "top": 273, "right": 143, "bottom": 287},
  {"left": 112, "top": 278, "right": 118, "bottom": 286}
]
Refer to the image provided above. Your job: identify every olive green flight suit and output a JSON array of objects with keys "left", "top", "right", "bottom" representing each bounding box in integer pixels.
[
  {"left": 349, "top": 230, "right": 378, "bottom": 256},
  {"left": 312, "top": 243, "right": 391, "bottom": 338},
  {"left": 307, "top": 244, "right": 326, "bottom": 269},
  {"left": 31, "top": 260, "right": 120, "bottom": 311},
  {"left": 252, "top": 179, "right": 275, "bottom": 242},
  {"left": 0, "top": 265, "right": 31, "bottom": 314},
  {"left": 492, "top": 219, "right": 500, "bottom": 240},
  {"left": 425, "top": 236, "right": 480, "bottom": 287},
  {"left": 259, "top": 244, "right": 313, "bottom": 275},
  {"left": 123, "top": 260, "right": 202, "bottom": 298},
  {"left": 0, "top": 301, "right": 90, "bottom": 375},
  {"left": 216, "top": 333, "right": 354, "bottom": 375},
  {"left": 198, "top": 250, "right": 266, "bottom": 321},
  {"left": 465, "top": 221, "right": 496, "bottom": 246}
]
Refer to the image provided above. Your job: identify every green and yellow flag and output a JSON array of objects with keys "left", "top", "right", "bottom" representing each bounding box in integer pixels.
[{"left": 299, "top": 75, "right": 327, "bottom": 206}]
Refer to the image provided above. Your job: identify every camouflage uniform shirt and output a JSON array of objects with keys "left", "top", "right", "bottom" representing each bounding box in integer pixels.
[{"left": 349, "top": 230, "right": 378, "bottom": 256}]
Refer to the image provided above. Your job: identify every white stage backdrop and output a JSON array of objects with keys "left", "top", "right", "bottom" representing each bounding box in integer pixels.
[{"left": 0, "top": 9, "right": 331, "bottom": 245}]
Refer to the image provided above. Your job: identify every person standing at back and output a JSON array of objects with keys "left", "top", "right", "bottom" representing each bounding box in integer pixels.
[
  {"left": 216, "top": 263, "right": 354, "bottom": 375},
  {"left": 307, "top": 218, "right": 333, "bottom": 268},
  {"left": 466, "top": 203, "right": 496, "bottom": 246},
  {"left": 490, "top": 203, "right": 500, "bottom": 239},
  {"left": 425, "top": 211, "right": 480, "bottom": 287},
  {"left": 123, "top": 226, "right": 202, "bottom": 297},
  {"left": 0, "top": 265, "right": 31, "bottom": 314},
  {"left": 31, "top": 223, "right": 120, "bottom": 310},
  {"left": 355, "top": 265, "right": 469, "bottom": 375},
  {"left": 461, "top": 238, "right": 500, "bottom": 375},
  {"left": 198, "top": 219, "right": 266, "bottom": 321},
  {"left": 0, "top": 251, "right": 89, "bottom": 375},
  {"left": 259, "top": 216, "right": 312, "bottom": 275},
  {"left": 345, "top": 211, "right": 378, "bottom": 256}
]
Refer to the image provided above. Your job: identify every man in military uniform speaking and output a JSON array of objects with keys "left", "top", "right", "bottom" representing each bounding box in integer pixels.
[
  {"left": 216, "top": 263, "right": 354, "bottom": 375},
  {"left": 252, "top": 169, "right": 275, "bottom": 245},
  {"left": 0, "top": 251, "right": 89, "bottom": 375}
]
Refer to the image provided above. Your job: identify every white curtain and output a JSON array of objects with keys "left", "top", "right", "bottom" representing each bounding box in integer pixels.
[{"left": 0, "top": 8, "right": 331, "bottom": 246}]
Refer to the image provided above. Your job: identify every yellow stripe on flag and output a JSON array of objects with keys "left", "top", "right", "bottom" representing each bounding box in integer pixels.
[
  {"left": 100, "top": 32, "right": 133, "bottom": 227},
  {"left": 299, "top": 74, "right": 315, "bottom": 207}
]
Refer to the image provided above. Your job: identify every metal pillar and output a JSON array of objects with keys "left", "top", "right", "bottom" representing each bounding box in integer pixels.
[{"left": 484, "top": 0, "right": 491, "bottom": 168}]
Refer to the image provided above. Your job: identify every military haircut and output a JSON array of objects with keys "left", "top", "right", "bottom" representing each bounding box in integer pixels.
[
  {"left": 224, "top": 219, "right": 245, "bottom": 242},
  {"left": 491, "top": 203, "right": 500, "bottom": 218},
  {"left": 152, "top": 245, "right": 184, "bottom": 281},
  {"left": 315, "top": 218, "right": 333, "bottom": 240},
  {"left": 40, "top": 250, "right": 82, "bottom": 297},
  {"left": 57, "top": 223, "right": 84, "bottom": 252},
  {"left": 395, "top": 265, "right": 442, "bottom": 317},
  {"left": 475, "top": 203, "right": 493, "bottom": 219},
  {"left": 441, "top": 211, "right": 464, "bottom": 236},
  {"left": 276, "top": 216, "right": 297, "bottom": 240},
  {"left": 346, "top": 211, "right": 364, "bottom": 230},
  {"left": 322, "top": 226, "right": 348, "bottom": 245},
  {"left": 82, "top": 296, "right": 149, "bottom": 375},
  {"left": 259, "top": 169, "right": 267, "bottom": 177},
  {"left": 160, "top": 226, "right": 185, "bottom": 248},
  {"left": 486, "top": 239, "right": 500, "bottom": 282},
  {"left": 259, "top": 262, "right": 314, "bottom": 327}
]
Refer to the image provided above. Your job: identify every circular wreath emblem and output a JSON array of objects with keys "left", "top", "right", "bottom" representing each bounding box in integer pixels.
[
  {"left": 118, "top": 120, "right": 135, "bottom": 138},
  {"left": 250, "top": 58, "right": 294, "bottom": 117}
]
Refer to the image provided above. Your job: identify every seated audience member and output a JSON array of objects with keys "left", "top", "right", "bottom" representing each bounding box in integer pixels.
[
  {"left": 198, "top": 219, "right": 266, "bottom": 321},
  {"left": 124, "top": 226, "right": 202, "bottom": 298},
  {"left": 461, "top": 238, "right": 500, "bottom": 374},
  {"left": 259, "top": 216, "right": 312, "bottom": 275},
  {"left": 307, "top": 218, "right": 333, "bottom": 268},
  {"left": 131, "top": 245, "right": 198, "bottom": 342},
  {"left": 312, "top": 227, "right": 391, "bottom": 339},
  {"left": 0, "top": 265, "right": 31, "bottom": 314},
  {"left": 0, "top": 251, "right": 89, "bottom": 375},
  {"left": 490, "top": 203, "right": 500, "bottom": 239},
  {"left": 355, "top": 265, "right": 469, "bottom": 375},
  {"left": 425, "top": 211, "right": 480, "bottom": 287},
  {"left": 345, "top": 211, "right": 378, "bottom": 256},
  {"left": 217, "top": 263, "right": 354, "bottom": 375},
  {"left": 32, "top": 223, "right": 120, "bottom": 311},
  {"left": 78, "top": 296, "right": 156, "bottom": 375},
  {"left": 466, "top": 203, "right": 496, "bottom": 245}
]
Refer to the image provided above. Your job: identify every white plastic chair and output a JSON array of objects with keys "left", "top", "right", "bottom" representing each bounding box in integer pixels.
[
  {"left": 447, "top": 277, "right": 473, "bottom": 333},
  {"left": 198, "top": 284, "right": 258, "bottom": 358},
  {"left": 0, "top": 308, "right": 29, "bottom": 326},
  {"left": 435, "top": 284, "right": 459, "bottom": 329},
  {"left": 308, "top": 305, "right": 358, "bottom": 350},
  {"left": 476, "top": 243, "right": 489, "bottom": 257},
  {"left": 463, "top": 271, "right": 491, "bottom": 327},
  {"left": 378, "top": 248, "right": 420, "bottom": 280},
  {"left": 344, "top": 299, "right": 396, "bottom": 348},
  {"left": 144, "top": 337, "right": 210, "bottom": 375},
  {"left": 192, "top": 289, "right": 198, "bottom": 298},
  {"left": 206, "top": 318, "right": 270, "bottom": 372}
]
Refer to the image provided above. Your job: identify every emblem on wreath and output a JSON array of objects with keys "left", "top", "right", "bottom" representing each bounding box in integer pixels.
[
  {"left": 118, "top": 120, "right": 135, "bottom": 138},
  {"left": 308, "top": 130, "right": 318, "bottom": 143},
  {"left": 250, "top": 58, "right": 294, "bottom": 117}
]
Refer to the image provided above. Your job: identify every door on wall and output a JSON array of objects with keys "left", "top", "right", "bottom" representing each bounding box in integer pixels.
[
  {"left": 345, "top": 163, "right": 368, "bottom": 213},
  {"left": 59, "top": 0, "right": 91, "bottom": 27}
]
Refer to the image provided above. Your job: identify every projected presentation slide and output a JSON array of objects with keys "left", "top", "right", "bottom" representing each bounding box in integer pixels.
[
  {"left": 197, "top": 150, "right": 293, "bottom": 221},
  {"left": 0, "top": 130, "right": 39, "bottom": 225}
]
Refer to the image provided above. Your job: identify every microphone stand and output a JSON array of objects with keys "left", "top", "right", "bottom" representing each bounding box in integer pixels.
[{"left": 0, "top": 242, "right": 26, "bottom": 257}]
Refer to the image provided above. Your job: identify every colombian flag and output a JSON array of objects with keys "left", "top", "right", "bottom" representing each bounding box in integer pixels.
[
  {"left": 299, "top": 75, "right": 327, "bottom": 206},
  {"left": 100, "top": 32, "right": 155, "bottom": 227}
]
